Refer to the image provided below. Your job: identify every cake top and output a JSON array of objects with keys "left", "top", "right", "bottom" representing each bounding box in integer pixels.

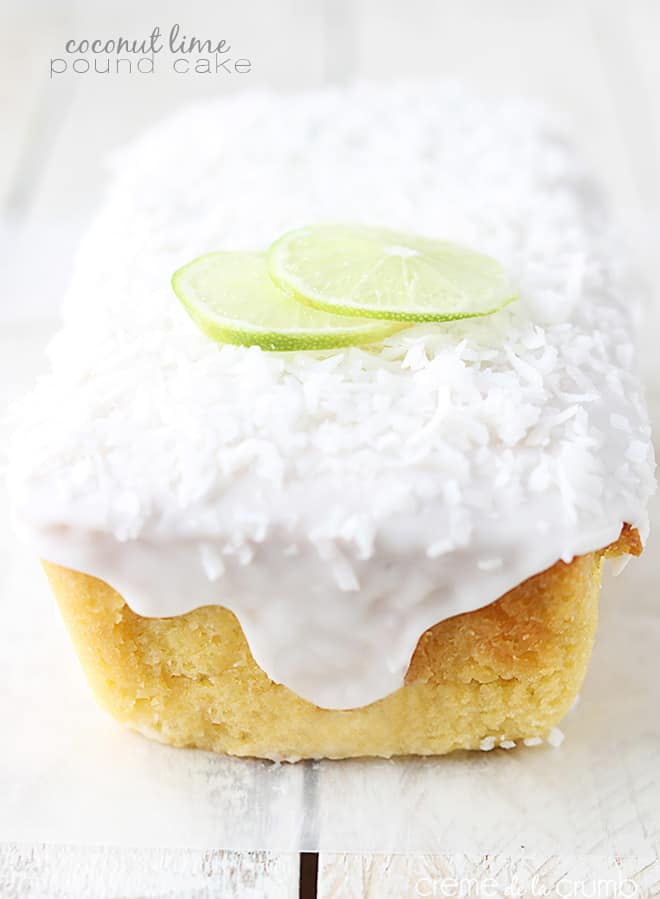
[{"left": 7, "top": 82, "right": 655, "bottom": 708}]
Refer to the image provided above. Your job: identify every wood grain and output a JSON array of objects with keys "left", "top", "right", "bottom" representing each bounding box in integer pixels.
[
  {"left": 317, "top": 853, "right": 660, "bottom": 898},
  {"left": 0, "top": 844, "right": 298, "bottom": 899}
]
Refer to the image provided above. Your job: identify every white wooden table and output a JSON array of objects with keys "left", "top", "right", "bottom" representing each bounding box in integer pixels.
[{"left": 1, "top": 1, "right": 659, "bottom": 896}]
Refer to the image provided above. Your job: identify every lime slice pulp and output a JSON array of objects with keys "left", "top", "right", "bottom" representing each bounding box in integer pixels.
[
  {"left": 268, "top": 225, "right": 518, "bottom": 322},
  {"left": 171, "top": 251, "right": 402, "bottom": 351}
]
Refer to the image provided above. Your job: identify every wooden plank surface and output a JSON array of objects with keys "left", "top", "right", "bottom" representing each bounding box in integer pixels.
[
  {"left": 0, "top": 844, "right": 299, "bottom": 899},
  {"left": 317, "top": 853, "right": 660, "bottom": 899}
]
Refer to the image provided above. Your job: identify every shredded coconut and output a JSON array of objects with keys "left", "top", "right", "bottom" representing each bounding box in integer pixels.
[{"left": 547, "top": 727, "right": 566, "bottom": 748}]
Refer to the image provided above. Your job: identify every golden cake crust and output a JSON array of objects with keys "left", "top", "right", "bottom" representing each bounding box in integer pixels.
[{"left": 42, "top": 526, "right": 639, "bottom": 760}]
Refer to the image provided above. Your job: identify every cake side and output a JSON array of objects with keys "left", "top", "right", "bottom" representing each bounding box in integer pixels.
[{"left": 41, "top": 528, "right": 639, "bottom": 760}]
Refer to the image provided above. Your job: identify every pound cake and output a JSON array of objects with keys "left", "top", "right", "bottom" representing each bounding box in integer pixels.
[{"left": 8, "top": 83, "right": 655, "bottom": 759}]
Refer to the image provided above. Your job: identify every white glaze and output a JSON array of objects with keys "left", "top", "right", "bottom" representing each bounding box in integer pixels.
[{"left": 7, "top": 83, "right": 655, "bottom": 709}]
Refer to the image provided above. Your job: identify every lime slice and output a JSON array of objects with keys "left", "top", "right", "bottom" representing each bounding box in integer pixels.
[
  {"left": 172, "top": 252, "right": 401, "bottom": 351},
  {"left": 268, "top": 225, "right": 518, "bottom": 322}
]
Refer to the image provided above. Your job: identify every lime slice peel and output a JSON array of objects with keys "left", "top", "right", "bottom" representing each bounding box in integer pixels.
[
  {"left": 172, "top": 226, "right": 518, "bottom": 352},
  {"left": 268, "top": 225, "right": 518, "bottom": 323},
  {"left": 172, "top": 251, "right": 401, "bottom": 352}
]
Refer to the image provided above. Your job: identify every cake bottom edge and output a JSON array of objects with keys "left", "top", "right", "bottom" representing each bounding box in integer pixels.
[{"left": 41, "top": 526, "right": 640, "bottom": 760}]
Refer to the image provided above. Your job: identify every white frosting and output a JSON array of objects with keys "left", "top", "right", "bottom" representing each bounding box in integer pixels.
[{"left": 7, "top": 83, "right": 655, "bottom": 709}]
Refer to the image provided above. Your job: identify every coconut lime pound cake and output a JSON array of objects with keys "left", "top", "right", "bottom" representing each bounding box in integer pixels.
[{"left": 8, "top": 82, "right": 655, "bottom": 760}]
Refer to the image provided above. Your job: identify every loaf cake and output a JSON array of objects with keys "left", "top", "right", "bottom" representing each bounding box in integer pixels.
[{"left": 8, "top": 83, "right": 654, "bottom": 759}]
